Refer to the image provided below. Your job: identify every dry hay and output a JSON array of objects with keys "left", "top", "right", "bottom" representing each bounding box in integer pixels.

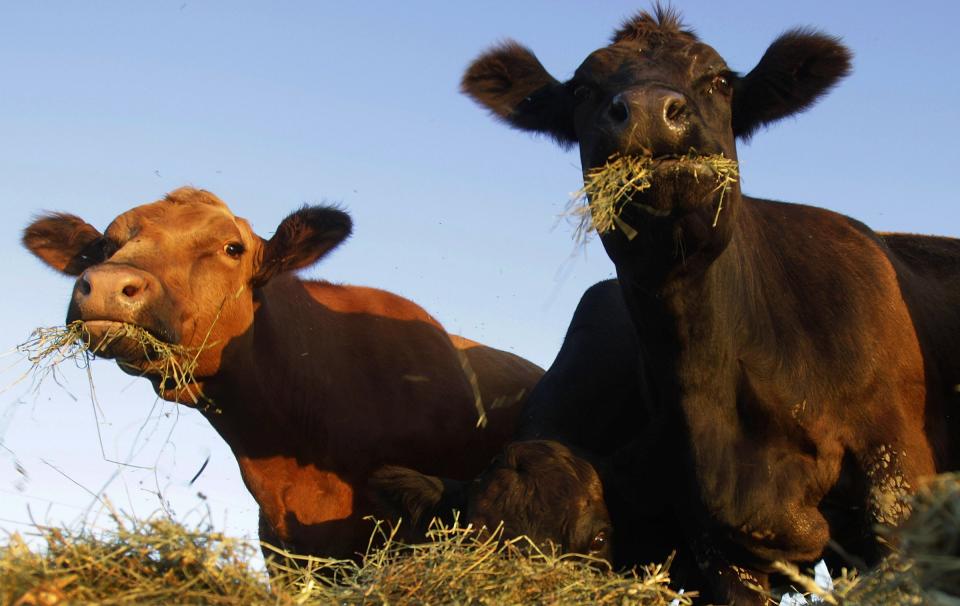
[
  {"left": 566, "top": 153, "right": 739, "bottom": 243},
  {"left": 1, "top": 513, "right": 274, "bottom": 606},
  {"left": 8, "top": 473, "right": 960, "bottom": 605},
  {"left": 2, "top": 516, "right": 693, "bottom": 606},
  {"left": 17, "top": 320, "right": 209, "bottom": 406}
]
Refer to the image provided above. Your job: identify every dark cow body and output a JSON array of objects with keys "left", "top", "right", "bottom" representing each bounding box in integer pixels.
[
  {"left": 372, "top": 281, "right": 692, "bottom": 573},
  {"left": 461, "top": 7, "right": 960, "bottom": 604},
  {"left": 512, "top": 280, "right": 684, "bottom": 569},
  {"left": 22, "top": 187, "right": 544, "bottom": 561}
]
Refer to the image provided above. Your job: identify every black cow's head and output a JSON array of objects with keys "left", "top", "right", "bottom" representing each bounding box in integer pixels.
[
  {"left": 370, "top": 440, "right": 613, "bottom": 562},
  {"left": 463, "top": 6, "right": 851, "bottom": 274}
]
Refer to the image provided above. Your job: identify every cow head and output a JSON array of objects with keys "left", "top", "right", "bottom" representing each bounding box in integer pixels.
[
  {"left": 463, "top": 6, "right": 850, "bottom": 273},
  {"left": 22, "top": 187, "right": 351, "bottom": 404},
  {"left": 370, "top": 440, "right": 613, "bottom": 562}
]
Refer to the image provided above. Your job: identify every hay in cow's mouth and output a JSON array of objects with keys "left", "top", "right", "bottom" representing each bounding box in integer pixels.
[
  {"left": 566, "top": 152, "right": 739, "bottom": 243},
  {"left": 18, "top": 320, "right": 207, "bottom": 405}
]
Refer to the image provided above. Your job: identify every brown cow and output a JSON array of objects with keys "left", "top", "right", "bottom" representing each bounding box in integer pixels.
[
  {"left": 461, "top": 6, "right": 960, "bottom": 604},
  {"left": 22, "top": 186, "right": 543, "bottom": 560}
]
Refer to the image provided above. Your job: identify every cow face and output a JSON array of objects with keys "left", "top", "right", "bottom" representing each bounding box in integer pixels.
[
  {"left": 370, "top": 441, "right": 613, "bottom": 562},
  {"left": 462, "top": 7, "right": 850, "bottom": 266},
  {"left": 22, "top": 187, "right": 351, "bottom": 403}
]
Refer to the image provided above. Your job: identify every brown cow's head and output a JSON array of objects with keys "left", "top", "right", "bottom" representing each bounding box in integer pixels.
[
  {"left": 370, "top": 440, "right": 613, "bottom": 562},
  {"left": 23, "top": 187, "right": 351, "bottom": 403},
  {"left": 462, "top": 6, "right": 851, "bottom": 272}
]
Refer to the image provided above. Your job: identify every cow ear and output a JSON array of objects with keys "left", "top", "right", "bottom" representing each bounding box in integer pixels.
[
  {"left": 251, "top": 206, "right": 352, "bottom": 288},
  {"left": 368, "top": 466, "right": 467, "bottom": 534},
  {"left": 23, "top": 213, "right": 105, "bottom": 276},
  {"left": 732, "top": 29, "right": 852, "bottom": 139},
  {"left": 462, "top": 41, "right": 576, "bottom": 146}
]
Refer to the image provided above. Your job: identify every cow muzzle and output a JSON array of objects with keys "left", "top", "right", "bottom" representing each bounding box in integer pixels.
[
  {"left": 69, "top": 264, "right": 156, "bottom": 323},
  {"left": 602, "top": 86, "right": 691, "bottom": 154},
  {"left": 66, "top": 264, "right": 178, "bottom": 356}
]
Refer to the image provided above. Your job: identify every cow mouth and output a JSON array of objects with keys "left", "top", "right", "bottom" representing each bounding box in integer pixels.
[
  {"left": 81, "top": 320, "right": 166, "bottom": 359},
  {"left": 75, "top": 320, "right": 195, "bottom": 381},
  {"left": 570, "top": 152, "right": 739, "bottom": 241}
]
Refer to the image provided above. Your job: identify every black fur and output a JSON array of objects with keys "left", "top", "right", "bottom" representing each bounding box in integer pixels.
[
  {"left": 733, "top": 29, "right": 852, "bottom": 139},
  {"left": 252, "top": 205, "right": 352, "bottom": 287},
  {"left": 611, "top": 5, "right": 697, "bottom": 44},
  {"left": 461, "top": 42, "right": 576, "bottom": 146}
]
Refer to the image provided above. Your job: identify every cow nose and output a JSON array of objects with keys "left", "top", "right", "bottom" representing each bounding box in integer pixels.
[
  {"left": 73, "top": 265, "right": 153, "bottom": 317},
  {"left": 603, "top": 87, "right": 691, "bottom": 146},
  {"left": 662, "top": 91, "right": 688, "bottom": 128},
  {"left": 607, "top": 94, "right": 631, "bottom": 125}
]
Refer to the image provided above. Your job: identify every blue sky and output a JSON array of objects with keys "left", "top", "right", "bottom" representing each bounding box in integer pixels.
[{"left": 0, "top": 1, "right": 957, "bottom": 549}]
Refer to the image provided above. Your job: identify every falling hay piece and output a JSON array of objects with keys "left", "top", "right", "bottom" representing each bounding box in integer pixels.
[{"left": 565, "top": 152, "right": 739, "bottom": 244}]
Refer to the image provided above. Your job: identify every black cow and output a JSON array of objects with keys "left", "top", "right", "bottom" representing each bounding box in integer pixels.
[
  {"left": 371, "top": 281, "right": 687, "bottom": 568},
  {"left": 460, "top": 6, "right": 960, "bottom": 604}
]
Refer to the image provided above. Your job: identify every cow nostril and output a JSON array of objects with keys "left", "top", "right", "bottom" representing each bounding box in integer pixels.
[
  {"left": 122, "top": 284, "right": 140, "bottom": 298},
  {"left": 77, "top": 276, "right": 92, "bottom": 297},
  {"left": 608, "top": 97, "right": 629, "bottom": 124},
  {"left": 664, "top": 97, "right": 687, "bottom": 124}
]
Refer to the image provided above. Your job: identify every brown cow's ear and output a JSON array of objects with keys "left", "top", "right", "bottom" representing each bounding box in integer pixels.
[
  {"left": 368, "top": 466, "right": 467, "bottom": 536},
  {"left": 732, "top": 29, "right": 852, "bottom": 140},
  {"left": 23, "top": 213, "right": 105, "bottom": 276},
  {"left": 462, "top": 41, "right": 577, "bottom": 147},
  {"left": 251, "top": 205, "right": 352, "bottom": 288}
]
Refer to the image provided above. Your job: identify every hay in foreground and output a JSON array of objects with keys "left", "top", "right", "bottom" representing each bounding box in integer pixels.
[
  {"left": 567, "top": 153, "right": 739, "bottom": 243},
  {"left": 290, "top": 522, "right": 693, "bottom": 605},
  {"left": 1, "top": 515, "right": 274, "bottom": 606},
  {"left": 1, "top": 515, "right": 693, "bottom": 606},
  {"left": 6, "top": 481, "right": 960, "bottom": 605},
  {"left": 17, "top": 321, "right": 206, "bottom": 404}
]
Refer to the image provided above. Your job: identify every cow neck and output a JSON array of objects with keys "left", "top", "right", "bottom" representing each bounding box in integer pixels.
[
  {"left": 195, "top": 275, "right": 336, "bottom": 462},
  {"left": 617, "top": 198, "right": 792, "bottom": 414}
]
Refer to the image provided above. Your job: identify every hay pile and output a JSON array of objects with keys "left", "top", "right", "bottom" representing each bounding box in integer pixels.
[
  {"left": 17, "top": 321, "right": 207, "bottom": 405},
  {"left": 567, "top": 153, "right": 739, "bottom": 243},
  {"left": 1, "top": 517, "right": 692, "bottom": 606},
  {"left": 1, "top": 515, "right": 273, "bottom": 606},
  {"left": 6, "top": 473, "right": 960, "bottom": 605}
]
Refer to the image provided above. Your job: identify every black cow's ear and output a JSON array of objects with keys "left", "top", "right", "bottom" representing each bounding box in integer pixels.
[
  {"left": 732, "top": 29, "right": 852, "bottom": 139},
  {"left": 251, "top": 205, "right": 352, "bottom": 288},
  {"left": 23, "top": 213, "right": 105, "bottom": 276},
  {"left": 368, "top": 466, "right": 467, "bottom": 535},
  {"left": 462, "top": 41, "right": 576, "bottom": 146}
]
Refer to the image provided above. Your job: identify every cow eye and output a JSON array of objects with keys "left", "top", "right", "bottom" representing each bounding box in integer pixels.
[
  {"left": 588, "top": 529, "right": 608, "bottom": 553},
  {"left": 573, "top": 84, "right": 594, "bottom": 104},
  {"left": 709, "top": 74, "right": 731, "bottom": 94},
  {"left": 224, "top": 242, "right": 245, "bottom": 259}
]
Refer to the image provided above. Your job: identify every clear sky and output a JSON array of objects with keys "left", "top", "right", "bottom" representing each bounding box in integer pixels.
[{"left": 0, "top": 1, "right": 957, "bottom": 551}]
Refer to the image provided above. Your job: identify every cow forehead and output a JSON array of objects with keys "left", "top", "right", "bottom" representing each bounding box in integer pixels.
[
  {"left": 105, "top": 193, "right": 251, "bottom": 243},
  {"left": 575, "top": 40, "right": 727, "bottom": 82}
]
